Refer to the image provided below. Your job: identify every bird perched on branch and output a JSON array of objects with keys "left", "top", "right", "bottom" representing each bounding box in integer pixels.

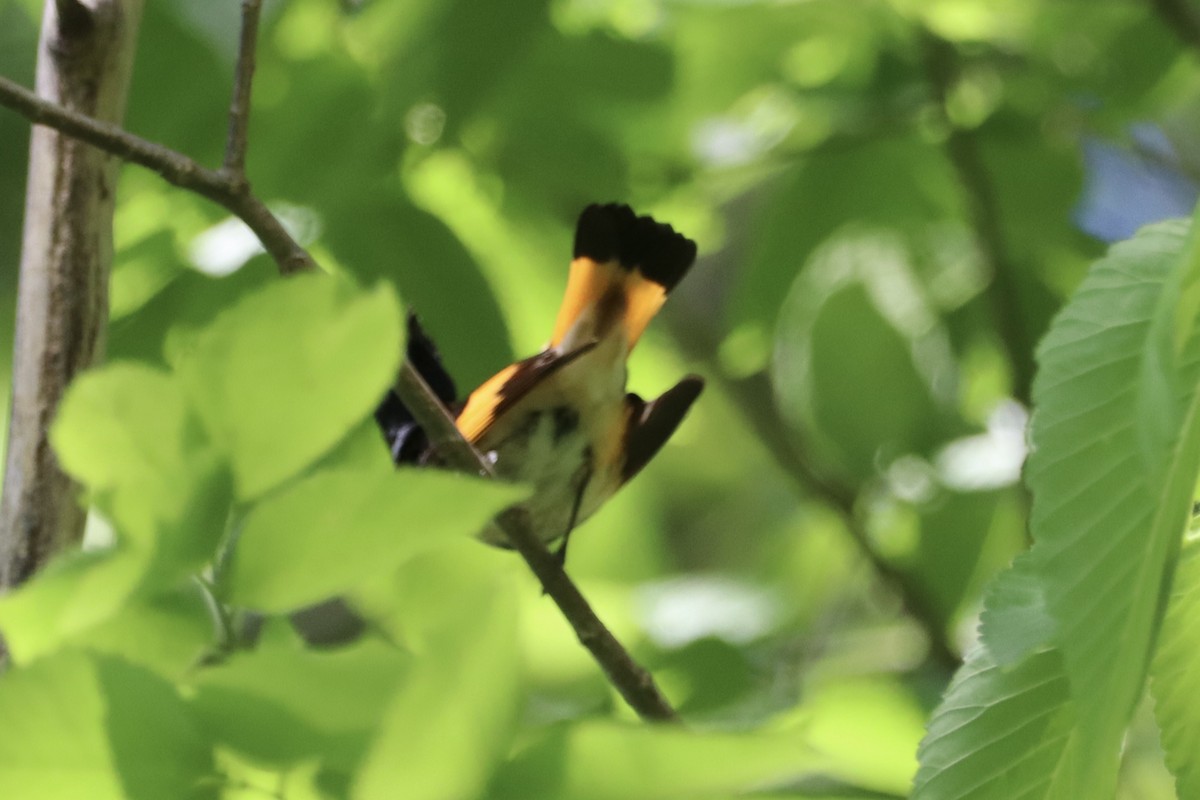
[{"left": 376, "top": 203, "right": 703, "bottom": 564}]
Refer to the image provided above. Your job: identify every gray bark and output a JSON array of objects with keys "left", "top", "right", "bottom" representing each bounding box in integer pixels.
[{"left": 0, "top": 0, "right": 144, "bottom": 589}]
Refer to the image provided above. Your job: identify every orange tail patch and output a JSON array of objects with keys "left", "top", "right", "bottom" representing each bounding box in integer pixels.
[{"left": 550, "top": 204, "right": 696, "bottom": 349}]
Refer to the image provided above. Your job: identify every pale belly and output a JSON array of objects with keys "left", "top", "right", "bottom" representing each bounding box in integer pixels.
[{"left": 476, "top": 399, "right": 623, "bottom": 547}]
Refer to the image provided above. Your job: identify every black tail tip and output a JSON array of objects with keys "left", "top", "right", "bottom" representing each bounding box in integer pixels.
[{"left": 573, "top": 203, "right": 697, "bottom": 292}]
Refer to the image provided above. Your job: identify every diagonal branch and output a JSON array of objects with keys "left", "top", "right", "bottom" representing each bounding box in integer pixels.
[
  {"left": 223, "top": 0, "right": 263, "bottom": 177},
  {"left": 0, "top": 74, "right": 679, "bottom": 723},
  {"left": 0, "top": 75, "right": 313, "bottom": 275},
  {"left": 920, "top": 32, "right": 1034, "bottom": 406},
  {"left": 397, "top": 362, "right": 679, "bottom": 720}
]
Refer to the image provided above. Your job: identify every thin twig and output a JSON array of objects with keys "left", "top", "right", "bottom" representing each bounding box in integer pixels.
[
  {"left": 724, "top": 370, "right": 959, "bottom": 671},
  {"left": 0, "top": 75, "right": 313, "bottom": 274},
  {"left": 1150, "top": 0, "right": 1200, "bottom": 51},
  {"left": 223, "top": 0, "right": 263, "bottom": 177},
  {"left": 0, "top": 73, "right": 679, "bottom": 723},
  {"left": 920, "top": 32, "right": 1034, "bottom": 406}
]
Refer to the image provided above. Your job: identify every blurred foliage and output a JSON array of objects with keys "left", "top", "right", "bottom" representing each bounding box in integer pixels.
[{"left": 2, "top": 0, "right": 1200, "bottom": 797}]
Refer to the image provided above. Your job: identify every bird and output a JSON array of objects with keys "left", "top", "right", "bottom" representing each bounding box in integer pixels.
[{"left": 376, "top": 203, "right": 703, "bottom": 564}]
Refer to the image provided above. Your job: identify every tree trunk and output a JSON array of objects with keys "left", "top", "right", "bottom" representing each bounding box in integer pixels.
[{"left": 0, "top": 0, "right": 143, "bottom": 590}]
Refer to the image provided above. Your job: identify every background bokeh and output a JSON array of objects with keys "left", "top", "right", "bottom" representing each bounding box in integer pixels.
[{"left": 2, "top": 0, "right": 1198, "bottom": 795}]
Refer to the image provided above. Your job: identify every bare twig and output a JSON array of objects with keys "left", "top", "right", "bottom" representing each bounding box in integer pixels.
[
  {"left": 223, "top": 0, "right": 263, "bottom": 177},
  {"left": 920, "top": 32, "right": 1034, "bottom": 406},
  {"left": 0, "top": 75, "right": 313, "bottom": 275},
  {"left": 0, "top": 72, "right": 679, "bottom": 722},
  {"left": 1150, "top": 0, "right": 1200, "bottom": 51}
]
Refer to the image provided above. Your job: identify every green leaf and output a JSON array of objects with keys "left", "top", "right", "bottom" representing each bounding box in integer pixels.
[
  {"left": 75, "top": 588, "right": 214, "bottom": 679},
  {"left": 226, "top": 467, "right": 525, "bottom": 612},
  {"left": 913, "top": 646, "right": 1079, "bottom": 800},
  {"left": 489, "top": 720, "right": 853, "bottom": 800},
  {"left": 977, "top": 550, "right": 1057, "bottom": 667},
  {"left": 51, "top": 362, "right": 217, "bottom": 543},
  {"left": 802, "top": 677, "right": 926, "bottom": 794},
  {"left": 915, "top": 219, "right": 1200, "bottom": 798},
  {"left": 190, "top": 640, "right": 408, "bottom": 767},
  {"left": 1151, "top": 535, "right": 1200, "bottom": 798},
  {"left": 352, "top": 553, "right": 522, "bottom": 800},
  {"left": 175, "top": 274, "right": 402, "bottom": 500},
  {"left": 0, "top": 550, "right": 140, "bottom": 664},
  {"left": 0, "top": 651, "right": 214, "bottom": 800},
  {"left": 0, "top": 472, "right": 228, "bottom": 664},
  {"left": 1028, "top": 219, "right": 1200, "bottom": 794}
]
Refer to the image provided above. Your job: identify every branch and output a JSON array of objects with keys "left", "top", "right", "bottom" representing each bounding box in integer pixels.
[
  {"left": 920, "top": 32, "right": 1034, "bottom": 406},
  {"left": 720, "top": 370, "right": 959, "bottom": 671},
  {"left": 0, "top": 0, "right": 144, "bottom": 592},
  {"left": 665, "top": 247, "right": 960, "bottom": 671},
  {"left": 0, "top": 75, "right": 314, "bottom": 274},
  {"left": 1150, "top": 0, "right": 1200, "bottom": 52},
  {"left": 396, "top": 363, "right": 679, "bottom": 720},
  {"left": 222, "top": 0, "right": 263, "bottom": 177},
  {"left": 0, "top": 72, "right": 679, "bottom": 723}
]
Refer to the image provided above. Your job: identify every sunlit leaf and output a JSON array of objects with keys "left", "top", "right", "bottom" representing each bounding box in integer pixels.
[
  {"left": 190, "top": 640, "right": 408, "bottom": 766},
  {"left": 1029, "top": 219, "right": 1200, "bottom": 795},
  {"left": 0, "top": 651, "right": 214, "bottom": 800},
  {"left": 489, "top": 720, "right": 859, "bottom": 800},
  {"left": 51, "top": 363, "right": 218, "bottom": 543},
  {"left": 176, "top": 274, "right": 402, "bottom": 499},
  {"left": 913, "top": 645, "right": 1079, "bottom": 800},
  {"left": 226, "top": 467, "right": 525, "bottom": 611},
  {"left": 352, "top": 554, "right": 522, "bottom": 800},
  {"left": 1150, "top": 535, "right": 1200, "bottom": 798}
]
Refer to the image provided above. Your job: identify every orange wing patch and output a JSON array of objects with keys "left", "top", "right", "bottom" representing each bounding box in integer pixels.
[
  {"left": 455, "top": 342, "right": 601, "bottom": 445},
  {"left": 455, "top": 363, "right": 519, "bottom": 443}
]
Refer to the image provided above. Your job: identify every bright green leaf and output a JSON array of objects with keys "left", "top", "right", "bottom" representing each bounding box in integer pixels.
[
  {"left": 51, "top": 362, "right": 218, "bottom": 543},
  {"left": 804, "top": 678, "right": 925, "bottom": 794},
  {"left": 0, "top": 467, "right": 229, "bottom": 664},
  {"left": 352, "top": 556, "right": 521, "bottom": 800},
  {"left": 190, "top": 640, "right": 408, "bottom": 766},
  {"left": 1029, "top": 219, "right": 1200, "bottom": 794},
  {"left": 1151, "top": 535, "right": 1200, "bottom": 798},
  {"left": 176, "top": 274, "right": 402, "bottom": 499},
  {"left": 0, "top": 651, "right": 214, "bottom": 800},
  {"left": 76, "top": 588, "right": 215, "bottom": 679},
  {"left": 489, "top": 720, "right": 853, "bottom": 800},
  {"left": 0, "top": 548, "right": 150, "bottom": 664},
  {"left": 913, "top": 646, "right": 1079, "bottom": 800},
  {"left": 226, "top": 467, "right": 525, "bottom": 611}
]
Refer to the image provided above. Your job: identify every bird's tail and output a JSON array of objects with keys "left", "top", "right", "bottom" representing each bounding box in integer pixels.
[{"left": 550, "top": 204, "right": 697, "bottom": 350}]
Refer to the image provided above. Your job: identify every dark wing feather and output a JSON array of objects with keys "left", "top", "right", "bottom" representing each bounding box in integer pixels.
[
  {"left": 376, "top": 313, "right": 459, "bottom": 464},
  {"left": 621, "top": 375, "right": 704, "bottom": 483}
]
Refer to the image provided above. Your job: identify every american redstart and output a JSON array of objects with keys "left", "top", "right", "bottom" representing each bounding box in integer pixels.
[{"left": 376, "top": 203, "right": 702, "bottom": 563}]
